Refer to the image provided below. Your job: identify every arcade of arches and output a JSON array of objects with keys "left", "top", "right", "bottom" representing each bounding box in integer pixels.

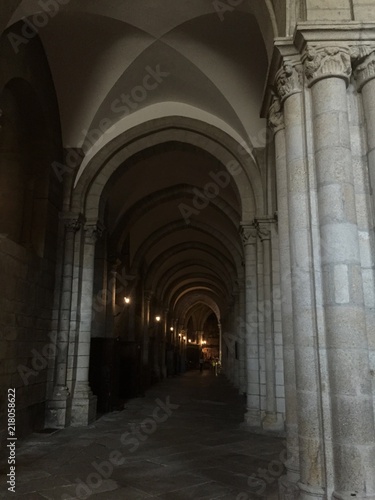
[{"left": 1, "top": 0, "right": 375, "bottom": 498}]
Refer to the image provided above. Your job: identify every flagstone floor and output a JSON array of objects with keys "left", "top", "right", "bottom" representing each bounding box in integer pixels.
[{"left": 0, "top": 370, "right": 284, "bottom": 499}]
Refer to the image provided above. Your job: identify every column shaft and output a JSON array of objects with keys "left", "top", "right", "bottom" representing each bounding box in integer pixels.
[
  {"left": 272, "top": 111, "right": 300, "bottom": 486},
  {"left": 71, "top": 223, "right": 102, "bottom": 426},
  {"left": 278, "top": 63, "right": 325, "bottom": 497},
  {"left": 241, "top": 224, "right": 261, "bottom": 427},
  {"left": 310, "top": 68, "right": 375, "bottom": 497}
]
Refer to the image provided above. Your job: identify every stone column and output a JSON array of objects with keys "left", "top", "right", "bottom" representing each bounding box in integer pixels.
[
  {"left": 238, "top": 283, "right": 247, "bottom": 395},
  {"left": 268, "top": 96, "right": 300, "bottom": 492},
  {"left": 46, "top": 214, "right": 83, "bottom": 428},
  {"left": 256, "top": 216, "right": 283, "bottom": 431},
  {"left": 240, "top": 223, "right": 261, "bottom": 427},
  {"left": 232, "top": 291, "right": 240, "bottom": 388},
  {"left": 276, "top": 60, "right": 325, "bottom": 499},
  {"left": 160, "top": 308, "right": 168, "bottom": 379},
  {"left": 304, "top": 44, "right": 375, "bottom": 499},
  {"left": 71, "top": 221, "right": 104, "bottom": 426},
  {"left": 352, "top": 45, "right": 375, "bottom": 221},
  {"left": 352, "top": 45, "right": 375, "bottom": 422},
  {"left": 143, "top": 290, "right": 152, "bottom": 365}
]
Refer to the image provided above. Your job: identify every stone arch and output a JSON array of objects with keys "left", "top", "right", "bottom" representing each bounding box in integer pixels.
[
  {"left": 71, "top": 116, "right": 263, "bottom": 222},
  {"left": 145, "top": 242, "right": 238, "bottom": 289},
  {"left": 155, "top": 261, "right": 233, "bottom": 301},
  {"left": 110, "top": 183, "right": 240, "bottom": 252},
  {"left": 130, "top": 219, "right": 243, "bottom": 277}
]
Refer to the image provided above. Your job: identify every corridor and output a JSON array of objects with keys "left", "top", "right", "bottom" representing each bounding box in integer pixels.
[{"left": 0, "top": 371, "right": 283, "bottom": 500}]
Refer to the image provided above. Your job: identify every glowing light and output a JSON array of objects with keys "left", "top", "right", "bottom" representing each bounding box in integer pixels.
[
  {"left": 155, "top": 316, "right": 161, "bottom": 322},
  {"left": 124, "top": 297, "right": 130, "bottom": 304},
  {"left": 170, "top": 327, "right": 174, "bottom": 331}
]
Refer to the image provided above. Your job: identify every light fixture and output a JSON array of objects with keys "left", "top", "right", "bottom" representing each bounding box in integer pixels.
[
  {"left": 188, "top": 339, "right": 192, "bottom": 343},
  {"left": 124, "top": 297, "right": 130, "bottom": 304},
  {"left": 183, "top": 336, "right": 186, "bottom": 341},
  {"left": 170, "top": 327, "right": 174, "bottom": 332},
  {"left": 155, "top": 316, "right": 161, "bottom": 322},
  {"left": 178, "top": 333, "right": 181, "bottom": 338},
  {"left": 202, "top": 340, "right": 207, "bottom": 345}
]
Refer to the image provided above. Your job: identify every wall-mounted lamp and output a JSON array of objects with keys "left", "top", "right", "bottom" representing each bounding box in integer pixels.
[
  {"left": 183, "top": 336, "right": 186, "bottom": 341},
  {"left": 188, "top": 339, "right": 192, "bottom": 343},
  {"left": 170, "top": 327, "right": 174, "bottom": 332},
  {"left": 124, "top": 297, "right": 130, "bottom": 304},
  {"left": 155, "top": 316, "right": 161, "bottom": 322}
]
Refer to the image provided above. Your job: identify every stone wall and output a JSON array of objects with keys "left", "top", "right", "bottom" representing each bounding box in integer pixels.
[
  {"left": 0, "top": 24, "right": 63, "bottom": 446},
  {"left": 0, "top": 237, "right": 57, "bottom": 446}
]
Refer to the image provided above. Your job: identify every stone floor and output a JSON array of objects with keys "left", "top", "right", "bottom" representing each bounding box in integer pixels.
[{"left": 0, "top": 371, "right": 284, "bottom": 499}]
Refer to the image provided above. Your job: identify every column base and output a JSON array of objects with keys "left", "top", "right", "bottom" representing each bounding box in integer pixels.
[
  {"left": 279, "top": 475, "right": 299, "bottom": 500},
  {"left": 71, "top": 386, "right": 97, "bottom": 427},
  {"left": 262, "top": 411, "right": 285, "bottom": 432},
  {"left": 45, "top": 386, "right": 71, "bottom": 428},
  {"left": 333, "top": 493, "right": 375, "bottom": 500},
  {"left": 298, "top": 482, "right": 326, "bottom": 500},
  {"left": 243, "top": 408, "right": 261, "bottom": 427}
]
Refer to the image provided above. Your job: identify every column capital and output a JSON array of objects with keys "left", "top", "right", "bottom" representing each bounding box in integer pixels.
[
  {"left": 275, "top": 61, "right": 303, "bottom": 103},
  {"left": 254, "top": 216, "right": 275, "bottom": 242},
  {"left": 240, "top": 223, "right": 257, "bottom": 246},
  {"left": 268, "top": 95, "right": 285, "bottom": 133},
  {"left": 84, "top": 221, "right": 105, "bottom": 244},
  {"left": 303, "top": 45, "right": 351, "bottom": 87},
  {"left": 60, "top": 212, "right": 85, "bottom": 233},
  {"left": 350, "top": 44, "right": 375, "bottom": 91}
]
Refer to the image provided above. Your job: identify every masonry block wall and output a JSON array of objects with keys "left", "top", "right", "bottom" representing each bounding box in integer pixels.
[{"left": 0, "top": 25, "right": 63, "bottom": 446}]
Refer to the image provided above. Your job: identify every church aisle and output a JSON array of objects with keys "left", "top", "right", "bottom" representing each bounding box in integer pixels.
[{"left": 0, "top": 371, "right": 284, "bottom": 499}]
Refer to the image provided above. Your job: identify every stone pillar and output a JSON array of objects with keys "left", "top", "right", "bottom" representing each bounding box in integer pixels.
[
  {"left": 352, "top": 45, "right": 375, "bottom": 222},
  {"left": 256, "top": 216, "right": 283, "bottom": 431},
  {"left": 46, "top": 214, "right": 83, "bottom": 428},
  {"left": 276, "top": 60, "right": 325, "bottom": 499},
  {"left": 143, "top": 290, "right": 152, "bottom": 365},
  {"left": 352, "top": 45, "right": 375, "bottom": 422},
  {"left": 71, "top": 222, "right": 104, "bottom": 426},
  {"left": 232, "top": 291, "right": 240, "bottom": 388},
  {"left": 268, "top": 96, "right": 300, "bottom": 492},
  {"left": 240, "top": 223, "right": 261, "bottom": 427},
  {"left": 304, "top": 44, "right": 375, "bottom": 499},
  {"left": 238, "top": 283, "right": 247, "bottom": 395},
  {"left": 160, "top": 308, "right": 168, "bottom": 379}
]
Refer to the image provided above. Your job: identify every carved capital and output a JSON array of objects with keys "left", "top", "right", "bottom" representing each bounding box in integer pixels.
[
  {"left": 268, "top": 96, "right": 284, "bottom": 133},
  {"left": 275, "top": 62, "right": 302, "bottom": 102},
  {"left": 240, "top": 224, "right": 257, "bottom": 247},
  {"left": 350, "top": 45, "right": 375, "bottom": 91},
  {"left": 254, "top": 217, "right": 274, "bottom": 242},
  {"left": 60, "top": 212, "right": 84, "bottom": 233},
  {"left": 84, "top": 221, "right": 105, "bottom": 243},
  {"left": 303, "top": 45, "right": 351, "bottom": 87}
]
